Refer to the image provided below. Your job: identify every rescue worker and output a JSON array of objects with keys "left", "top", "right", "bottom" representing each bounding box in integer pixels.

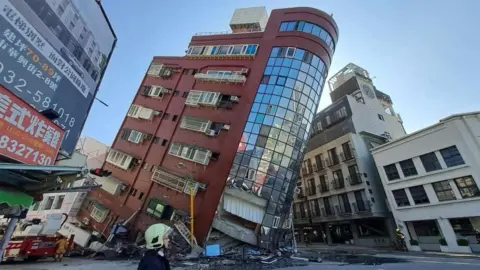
[
  {"left": 138, "top": 223, "right": 173, "bottom": 270},
  {"left": 395, "top": 228, "right": 407, "bottom": 251},
  {"left": 55, "top": 236, "right": 68, "bottom": 262}
]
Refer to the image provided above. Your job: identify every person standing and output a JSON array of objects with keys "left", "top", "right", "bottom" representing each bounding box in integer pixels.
[
  {"left": 55, "top": 236, "right": 68, "bottom": 262},
  {"left": 138, "top": 224, "right": 173, "bottom": 270}
]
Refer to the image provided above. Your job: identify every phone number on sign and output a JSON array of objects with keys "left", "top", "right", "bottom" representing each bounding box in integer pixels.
[
  {"left": 0, "top": 135, "right": 53, "bottom": 165},
  {"left": 0, "top": 61, "right": 75, "bottom": 139}
]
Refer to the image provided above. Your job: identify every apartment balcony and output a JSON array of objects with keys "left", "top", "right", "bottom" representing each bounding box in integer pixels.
[
  {"left": 315, "top": 162, "right": 325, "bottom": 172},
  {"left": 348, "top": 173, "right": 363, "bottom": 185},
  {"left": 321, "top": 207, "right": 335, "bottom": 217},
  {"left": 335, "top": 204, "right": 353, "bottom": 216},
  {"left": 332, "top": 179, "right": 345, "bottom": 190},
  {"left": 151, "top": 166, "right": 205, "bottom": 196},
  {"left": 326, "top": 157, "right": 340, "bottom": 167},
  {"left": 340, "top": 150, "right": 356, "bottom": 162},
  {"left": 352, "top": 201, "right": 372, "bottom": 213},
  {"left": 194, "top": 28, "right": 264, "bottom": 36},
  {"left": 194, "top": 71, "right": 247, "bottom": 84},
  {"left": 318, "top": 183, "right": 329, "bottom": 193},
  {"left": 306, "top": 186, "right": 316, "bottom": 196}
]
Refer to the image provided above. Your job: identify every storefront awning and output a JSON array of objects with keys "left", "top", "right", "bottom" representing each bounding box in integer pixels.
[{"left": 0, "top": 189, "right": 33, "bottom": 208}]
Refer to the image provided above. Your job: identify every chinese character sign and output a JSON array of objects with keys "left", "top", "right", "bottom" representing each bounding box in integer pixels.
[
  {"left": 0, "top": 85, "right": 64, "bottom": 165},
  {"left": 0, "top": 0, "right": 116, "bottom": 155}
]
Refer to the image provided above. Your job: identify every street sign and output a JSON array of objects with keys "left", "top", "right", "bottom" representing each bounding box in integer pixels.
[{"left": 0, "top": 84, "right": 64, "bottom": 165}]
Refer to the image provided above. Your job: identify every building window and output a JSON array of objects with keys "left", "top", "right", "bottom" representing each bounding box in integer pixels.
[
  {"left": 420, "top": 152, "right": 442, "bottom": 172},
  {"left": 161, "top": 139, "right": 168, "bottom": 146},
  {"left": 378, "top": 114, "right": 384, "bottom": 121},
  {"left": 91, "top": 203, "right": 109, "bottom": 223},
  {"left": 54, "top": 195, "right": 65, "bottom": 210},
  {"left": 440, "top": 146, "right": 465, "bottom": 167},
  {"left": 43, "top": 197, "right": 54, "bottom": 210},
  {"left": 432, "top": 181, "right": 456, "bottom": 201},
  {"left": 409, "top": 185, "right": 430, "bottom": 205},
  {"left": 164, "top": 113, "right": 170, "bottom": 120},
  {"left": 139, "top": 192, "right": 145, "bottom": 200},
  {"left": 146, "top": 199, "right": 166, "bottom": 219},
  {"left": 399, "top": 159, "right": 417, "bottom": 177},
  {"left": 168, "top": 143, "right": 212, "bottom": 165},
  {"left": 454, "top": 176, "right": 480, "bottom": 198},
  {"left": 392, "top": 189, "right": 410, "bottom": 207},
  {"left": 153, "top": 137, "right": 161, "bottom": 144},
  {"left": 384, "top": 164, "right": 400, "bottom": 181},
  {"left": 182, "top": 92, "right": 189, "bottom": 98},
  {"left": 173, "top": 90, "right": 180, "bottom": 96},
  {"left": 172, "top": 115, "right": 178, "bottom": 122}
]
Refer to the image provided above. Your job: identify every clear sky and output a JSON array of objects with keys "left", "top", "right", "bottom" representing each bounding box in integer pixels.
[{"left": 82, "top": 0, "right": 480, "bottom": 146}]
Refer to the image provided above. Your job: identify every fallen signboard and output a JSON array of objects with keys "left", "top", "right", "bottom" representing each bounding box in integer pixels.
[{"left": 0, "top": 84, "right": 64, "bottom": 165}]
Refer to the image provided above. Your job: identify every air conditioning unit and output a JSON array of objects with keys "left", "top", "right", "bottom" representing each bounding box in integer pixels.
[
  {"left": 149, "top": 87, "right": 165, "bottom": 98},
  {"left": 222, "top": 124, "right": 231, "bottom": 131},
  {"left": 205, "top": 129, "right": 216, "bottom": 136},
  {"left": 230, "top": 96, "right": 239, "bottom": 102},
  {"left": 161, "top": 68, "right": 172, "bottom": 78}
]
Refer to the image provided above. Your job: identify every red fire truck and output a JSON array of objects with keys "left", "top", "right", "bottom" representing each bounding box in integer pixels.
[{"left": 2, "top": 213, "right": 74, "bottom": 262}]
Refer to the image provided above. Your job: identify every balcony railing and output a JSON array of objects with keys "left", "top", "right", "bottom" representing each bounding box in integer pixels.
[
  {"left": 194, "top": 72, "right": 247, "bottom": 84},
  {"left": 306, "top": 186, "right": 316, "bottom": 196},
  {"left": 318, "top": 183, "right": 329, "bottom": 193},
  {"left": 327, "top": 157, "right": 340, "bottom": 167},
  {"left": 194, "top": 28, "right": 265, "bottom": 36},
  {"left": 332, "top": 179, "right": 345, "bottom": 189},
  {"left": 340, "top": 150, "right": 356, "bottom": 162},
  {"left": 321, "top": 207, "right": 334, "bottom": 217},
  {"left": 335, "top": 204, "right": 352, "bottom": 216},
  {"left": 315, "top": 162, "right": 325, "bottom": 171},
  {"left": 352, "top": 201, "right": 372, "bottom": 213},
  {"left": 348, "top": 173, "right": 363, "bottom": 185}
]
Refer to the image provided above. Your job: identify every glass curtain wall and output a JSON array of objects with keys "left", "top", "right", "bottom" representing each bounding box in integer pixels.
[{"left": 227, "top": 46, "right": 329, "bottom": 245}]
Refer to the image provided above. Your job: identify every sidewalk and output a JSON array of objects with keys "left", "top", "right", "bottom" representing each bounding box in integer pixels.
[{"left": 297, "top": 243, "right": 480, "bottom": 260}]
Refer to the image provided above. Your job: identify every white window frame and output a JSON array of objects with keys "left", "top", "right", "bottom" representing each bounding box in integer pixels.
[
  {"left": 286, "top": 47, "right": 296, "bottom": 58},
  {"left": 185, "top": 90, "right": 203, "bottom": 106},
  {"left": 180, "top": 116, "right": 212, "bottom": 133},
  {"left": 91, "top": 205, "right": 109, "bottom": 223},
  {"left": 127, "top": 104, "right": 141, "bottom": 118},
  {"left": 106, "top": 149, "right": 133, "bottom": 170},
  {"left": 185, "top": 90, "right": 220, "bottom": 107},
  {"left": 187, "top": 46, "right": 204, "bottom": 55},
  {"left": 149, "top": 86, "right": 166, "bottom": 98},
  {"left": 272, "top": 216, "right": 281, "bottom": 228},
  {"left": 147, "top": 64, "right": 163, "bottom": 76},
  {"left": 128, "top": 130, "right": 144, "bottom": 144},
  {"left": 168, "top": 143, "right": 212, "bottom": 165}
]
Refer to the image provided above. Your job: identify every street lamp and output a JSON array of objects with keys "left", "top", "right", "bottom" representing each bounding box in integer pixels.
[{"left": 177, "top": 162, "right": 195, "bottom": 246}]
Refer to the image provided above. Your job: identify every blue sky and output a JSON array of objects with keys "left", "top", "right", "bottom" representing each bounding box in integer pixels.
[{"left": 82, "top": 0, "right": 480, "bottom": 146}]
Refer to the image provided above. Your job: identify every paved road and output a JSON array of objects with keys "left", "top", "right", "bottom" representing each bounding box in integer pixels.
[{"left": 2, "top": 255, "right": 480, "bottom": 270}]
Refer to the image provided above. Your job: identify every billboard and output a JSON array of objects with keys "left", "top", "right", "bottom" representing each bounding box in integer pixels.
[
  {"left": 0, "top": 0, "right": 116, "bottom": 155},
  {"left": 0, "top": 84, "right": 64, "bottom": 165}
]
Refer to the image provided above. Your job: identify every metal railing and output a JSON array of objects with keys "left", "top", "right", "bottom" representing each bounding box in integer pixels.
[
  {"left": 332, "top": 179, "right": 345, "bottom": 189},
  {"left": 352, "top": 201, "right": 372, "bottom": 213},
  {"left": 194, "top": 28, "right": 265, "bottom": 36},
  {"left": 194, "top": 73, "right": 247, "bottom": 84},
  {"left": 348, "top": 173, "right": 363, "bottom": 185}
]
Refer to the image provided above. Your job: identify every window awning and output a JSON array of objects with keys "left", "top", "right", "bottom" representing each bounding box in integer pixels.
[{"left": 0, "top": 189, "right": 33, "bottom": 208}]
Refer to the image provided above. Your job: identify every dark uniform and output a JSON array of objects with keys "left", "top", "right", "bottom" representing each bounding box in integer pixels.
[{"left": 137, "top": 250, "right": 170, "bottom": 270}]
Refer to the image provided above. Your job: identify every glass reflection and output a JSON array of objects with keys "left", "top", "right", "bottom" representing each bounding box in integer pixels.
[{"left": 227, "top": 46, "right": 328, "bottom": 229}]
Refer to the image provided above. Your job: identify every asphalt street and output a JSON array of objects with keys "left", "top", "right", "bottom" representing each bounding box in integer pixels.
[{"left": 2, "top": 255, "right": 480, "bottom": 270}]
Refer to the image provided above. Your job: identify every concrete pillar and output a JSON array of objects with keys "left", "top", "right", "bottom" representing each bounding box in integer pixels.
[
  {"left": 325, "top": 223, "right": 333, "bottom": 245},
  {"left": 350, "top": 221, "right": 359, "bottom": 244},
  {"left": 385, "top": 218, "right": 397, "bottom": 244},
  {"left": 437, "top": 218, "right": 464, "bottom": 252}
]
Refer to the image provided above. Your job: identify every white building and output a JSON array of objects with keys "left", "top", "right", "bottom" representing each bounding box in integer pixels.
[
  {"left": 371, "top": 112, "right": 480, "bottom": 253},
  {"left": 293, "top": 64, "right": 406, "bottom": 247},
  {"left": 27, "top": 137, "right": 109, "bottom": 224}
]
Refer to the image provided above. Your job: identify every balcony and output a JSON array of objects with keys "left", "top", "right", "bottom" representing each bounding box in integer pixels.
[
  {"left": 348, "top": 173, "right": 363, "bottom": 185},
  {"left": 315, "top": 162, "right": 325, "bottom": 171},
  {"left": 318, "top": 183, "right": 329, "bottom": 193},
  {"left": 194, "top": 28, "right": 264, "bottom": 36},
  {"left": 340, "top": 150, "right": 356, "bottom": 162},
  {"left": 194, "top": 71, "right": 247, "bottom": 84},
  {"left": 335, "top": 204, "right": 352, "bottom": 216},
  {"left": 332, "top": 179, "right": 345, "bottom": 189},
  {"left": 186, "top": 44, "right": 259, "bottom": 59},
  {"left": 306, "top": 186, "right": 316, "bottom": 196},
  {"left": 321, "top": 207, "right": 334, "bottom": 217},
  {"left": 352, "top": 201, "right": 372, "bottom": 213},
  {"left": 151, "top": 166, "right": 204, "bottom": 196}
]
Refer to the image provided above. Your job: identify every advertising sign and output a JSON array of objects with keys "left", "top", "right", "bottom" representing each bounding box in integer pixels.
[
  {"left": 0, "top": 0, "right": 116, "bottom": 155},
  {"left": 0, "top": 84, "right": 64, "bottom": 165}
]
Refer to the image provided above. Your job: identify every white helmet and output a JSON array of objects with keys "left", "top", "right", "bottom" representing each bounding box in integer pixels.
[{"left": 144, "top": 223, "right": 173, "bottom": 250}]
